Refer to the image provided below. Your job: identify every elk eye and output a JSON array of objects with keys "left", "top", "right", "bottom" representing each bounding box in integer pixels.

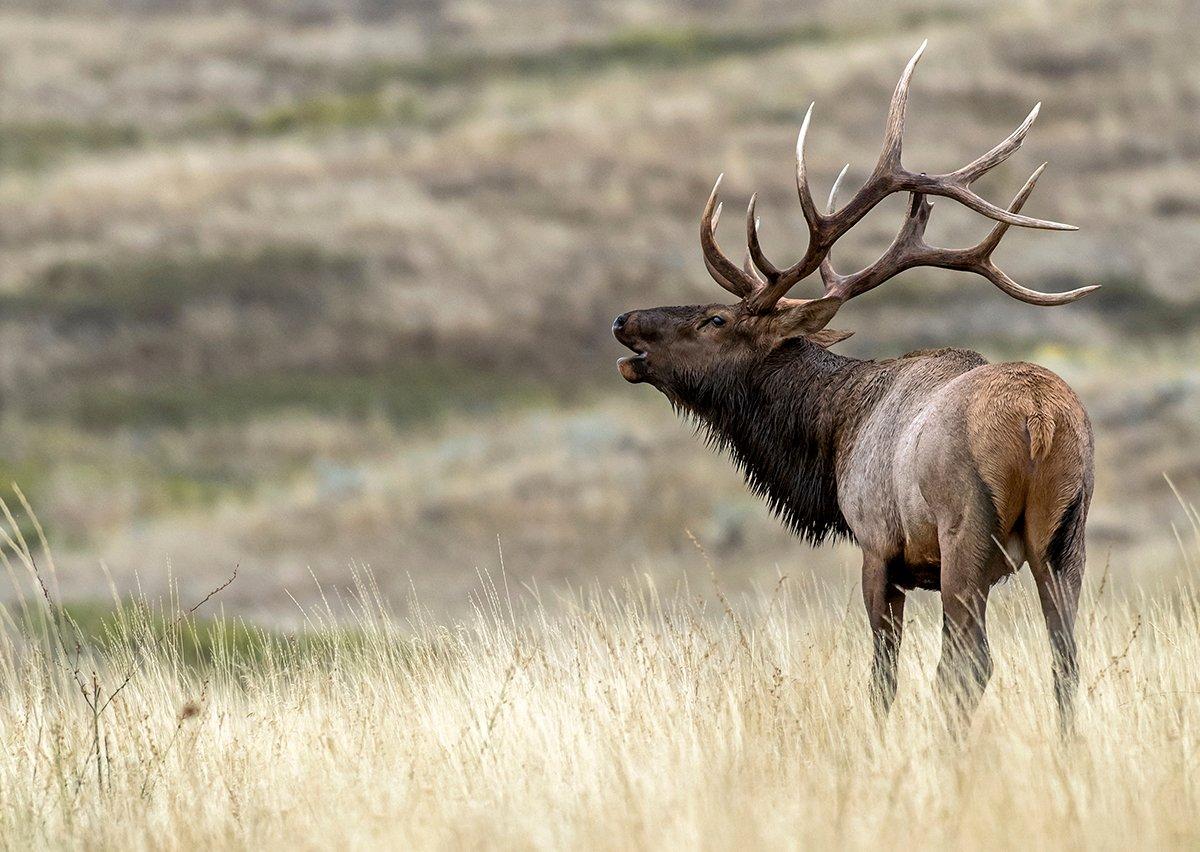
[{"left": 706, "top": 315, "right": 725, "bottom": 328}]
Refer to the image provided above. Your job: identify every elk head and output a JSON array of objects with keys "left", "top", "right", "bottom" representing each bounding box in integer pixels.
[{"left": 613, "top": 41, "right": 1097, "bottom": 398}]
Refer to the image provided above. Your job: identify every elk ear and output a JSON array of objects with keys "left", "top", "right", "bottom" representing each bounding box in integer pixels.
[
  {"left": 774, "top": 296, "right": 842, "bottom": 338},
  {"left": 806, "top": 328, "right": 854, "bottom": 348}
]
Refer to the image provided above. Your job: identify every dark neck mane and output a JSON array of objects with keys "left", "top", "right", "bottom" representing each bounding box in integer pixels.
[{"left": 680, "top": 341, "right": 894, "bottom": 546}]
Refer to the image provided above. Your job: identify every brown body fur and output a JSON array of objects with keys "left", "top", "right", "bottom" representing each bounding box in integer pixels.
[
  {"left": 615, "top": 310, "right": 1093, "bottom": 729},
  {"left": 837, "top": 351, "right": 1092, "bottom": 724}
]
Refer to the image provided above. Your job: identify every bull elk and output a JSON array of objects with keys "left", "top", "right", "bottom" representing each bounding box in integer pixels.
[{"left": 612, "top": 42, "right": 1095, "bottom": 729}]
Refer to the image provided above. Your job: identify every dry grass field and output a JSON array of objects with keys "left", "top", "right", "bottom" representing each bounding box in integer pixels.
[
  {"left": 0, "top": 1, "right": 1198, "bottom": 848},
  {"left": 0, "top": 496, "right": 1197, "bottom": 849}
]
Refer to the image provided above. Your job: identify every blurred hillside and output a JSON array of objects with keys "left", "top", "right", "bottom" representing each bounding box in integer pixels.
[{"left": 0, "top": 0, "right": 1197, "bottom": 617}]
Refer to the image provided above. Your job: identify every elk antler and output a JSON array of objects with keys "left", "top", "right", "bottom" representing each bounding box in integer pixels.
[
  {"left": 817, "top": 164, "right": 1100, "bottom": 306},
  {"left": 699, "top": 41, "right": 1094, "bottom": 314}
]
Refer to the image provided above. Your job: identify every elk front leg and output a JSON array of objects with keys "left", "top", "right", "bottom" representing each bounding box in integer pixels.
[{"left": 862, "top": 553, "right": 906, "bottom": 718}]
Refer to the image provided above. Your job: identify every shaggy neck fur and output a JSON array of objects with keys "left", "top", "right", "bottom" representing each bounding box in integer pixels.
[{"left": 673, "top": 340, "right": 902, "bottom": 545}]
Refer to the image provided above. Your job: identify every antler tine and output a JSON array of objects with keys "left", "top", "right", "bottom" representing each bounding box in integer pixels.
[
  {"left": 826, "top": 164, "right": 850, "bottom": 215},
  {"left": 898, "top": 97, "right": 1073, "bottom": 231},
  {"left": 820, "top": 192, "right": 934, "bottom": 301},
  {"left": 739, "top": 41, "right": 1081, "bottom": 314},
  {"left": 914, "top": 101, "right": 1079, "bottom": 232},
  {"left": 744, "top": 41, "right": 930, "bottom": 313},
  {"left": 976, "top": 161, "right": 1045, "bottom": 254},
  {"left": 743, "top": 205, "right": 767, "bottom": 285},
  {"left": 965, "top": 164, "right": 1099, "bottom": 305},
  {"left": 700, "top": 174, "right": 760, "bottom": 297},
  {"left": 816, "top": 163, "right": 850, "bottom": 291},
  {"left": 793, "top": 102, "right": 822, "bottom": 232},
  {"left": 743, "top": 252, "right": 766, "bottom": 285},
  {"left": 745, "top": 193, "right": 779, "bottom": 279},
  {"left": 821, "top": 165, "right": 1099, "bottom": 306},
  {"left": 953, "top": 103, "right": 1040, "bottom": 185},
  {"left": 876, "top": 39, "right": 926, "bottom": 174}
]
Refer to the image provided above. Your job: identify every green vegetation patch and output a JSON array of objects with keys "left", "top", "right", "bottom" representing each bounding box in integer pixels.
[
  {"left": 1075, "top": 274, "right": 1200, "bottom": 334},
  {"left": 9, "top": 598, "right": 382, "bottom": 670},
  {"left": 197, "top": 91, "right": 428, "bottom": 138},
  {"left": 349, "top": 22, "right": 835, "bottom": 91},
  {"left": 0, "top": 121, "right": 142, "bottom": 171},
  {"left": 38, "top": 363, "right": 553, "bottom": 432},
  {"left": 3, "top": 246, "right": 365, "bottom": 329}
]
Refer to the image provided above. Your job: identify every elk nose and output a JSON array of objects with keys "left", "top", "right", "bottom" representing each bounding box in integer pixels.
[{"left": 612, "top": 312, "right": 630, "bottom": 331}]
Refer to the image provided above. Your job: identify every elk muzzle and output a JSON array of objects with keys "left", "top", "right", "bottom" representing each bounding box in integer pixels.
[{"left": 613, "top": 312, "right": 650, "bottom": 383}]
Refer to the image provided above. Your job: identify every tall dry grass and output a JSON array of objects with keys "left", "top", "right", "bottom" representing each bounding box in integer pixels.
[{"left": 0, "top": 494, "right": 1197, "bottom": 850}]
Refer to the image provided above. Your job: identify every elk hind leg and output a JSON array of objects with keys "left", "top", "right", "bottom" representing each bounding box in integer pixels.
[{"left": 1027, "top": 490, "right": 1087, "bottom": 734}]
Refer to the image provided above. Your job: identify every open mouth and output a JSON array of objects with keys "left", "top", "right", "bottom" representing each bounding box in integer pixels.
[{"left": 616, "top": 350, "right": 648, "bottom": 382}]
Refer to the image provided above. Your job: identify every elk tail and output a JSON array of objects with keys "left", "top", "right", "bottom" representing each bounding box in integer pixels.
[{"left": 1027, "top": 410, "right": 1056, "bottom": 462}]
